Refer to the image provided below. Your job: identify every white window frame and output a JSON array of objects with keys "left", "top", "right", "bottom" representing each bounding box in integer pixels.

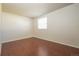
[{"left": 37, "top": 16, "right": 47, "bottom": 29}]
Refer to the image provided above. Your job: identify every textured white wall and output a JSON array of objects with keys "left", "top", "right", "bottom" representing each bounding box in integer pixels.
[
  {"left": 34, "top": 4, "right": 79, "bottom": 48},
  {"left": 1, "top": 12, "right": 33, "bottom": 43}
]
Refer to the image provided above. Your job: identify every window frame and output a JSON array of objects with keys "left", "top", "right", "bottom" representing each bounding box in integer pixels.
[{"left": 37, "top": 16, "right": 47, "bottom": 29}]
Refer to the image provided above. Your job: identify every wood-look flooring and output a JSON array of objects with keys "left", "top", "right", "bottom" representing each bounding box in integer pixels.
[{"left": 1, "top": 37, "right": 79, "bottom": 56}]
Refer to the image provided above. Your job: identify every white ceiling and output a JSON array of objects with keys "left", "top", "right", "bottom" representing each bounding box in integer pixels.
[{"left": 2, "top": 3, "right": 72, "bottom": 18}]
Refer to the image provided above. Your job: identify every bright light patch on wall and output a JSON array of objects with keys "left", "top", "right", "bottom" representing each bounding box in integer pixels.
[
  {"left": 16, "top": 19, "right": 28, "bottom": 29},
  {"left": 37, "top": 17, "right": 47, "bottom": 29}
]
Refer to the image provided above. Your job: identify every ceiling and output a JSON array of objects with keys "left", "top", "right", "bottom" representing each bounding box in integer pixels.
[{"left": 2, "top": 3, "right": 72, "bottom": 18}]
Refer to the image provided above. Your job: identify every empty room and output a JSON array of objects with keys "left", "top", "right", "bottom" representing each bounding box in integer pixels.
[{"left": 0, "top": 3, "right": 79, "bottom": 56}]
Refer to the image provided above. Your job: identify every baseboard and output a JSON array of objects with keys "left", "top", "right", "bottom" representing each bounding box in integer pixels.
[
  {"left": 1, "top": 37, "right": 79, "bottom": 56},
  {"left": 1, "top": 36, "right": 79, "bottom": 49},
  {"left": 1, "top": 36, "right": 33, "bottom": 44},
  {"left": 33, "top": 36, "right": 79, "bottom": 49}
]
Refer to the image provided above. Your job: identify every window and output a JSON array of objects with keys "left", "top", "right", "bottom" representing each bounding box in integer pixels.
[{"left": 37, "top": 17, "right": 47, "bottom": 29}]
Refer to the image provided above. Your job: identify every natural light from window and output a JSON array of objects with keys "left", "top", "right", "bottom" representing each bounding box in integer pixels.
[{"left": 37, "top": 16, "right": 47, "bottom": 29}]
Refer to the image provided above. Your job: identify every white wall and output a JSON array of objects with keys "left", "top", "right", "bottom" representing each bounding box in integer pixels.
[
  {"left": 0, "top": 4, "right": 1, "bottom": 12},
  {"left": 0, "top": 3, "right": 79, "bottom": 49},
  {"left": 0, "top": 4, "right": 1, "bottom": 55},
  {"left": 1, "top": 12, "right": 33, "bottom": 43},
  {"left": 34, "top": 4, "right": 79, "bottom": 48},
  {"left": 0, "top": 4, "right": 1, "bottom": 41}
]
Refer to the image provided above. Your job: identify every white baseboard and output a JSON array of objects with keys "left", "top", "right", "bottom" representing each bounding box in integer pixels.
[
  {"left": 34, "top": 36, "right": 79, "bottom": 49},
  {"left": 1, "top": 36, "right": 32, "bottom": 44},
  {"left": 1, "top": 36, "right": 79, "bottom": 49}
]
